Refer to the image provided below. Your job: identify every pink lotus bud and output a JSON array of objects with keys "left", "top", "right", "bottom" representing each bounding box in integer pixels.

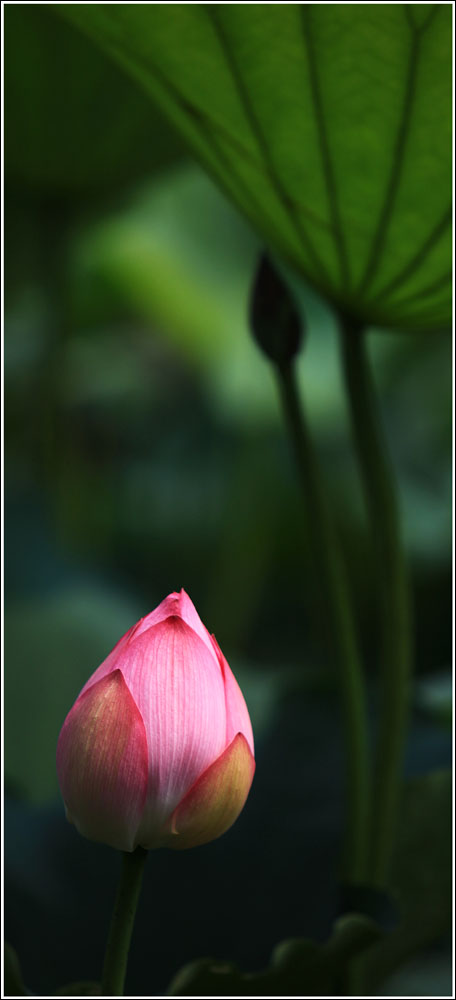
[{"left": 56, "top": 590, "right": 255, "bottom": 852}]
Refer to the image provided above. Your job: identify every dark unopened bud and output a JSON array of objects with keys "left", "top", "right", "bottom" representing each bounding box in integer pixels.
[{"left": 249, "top": 253, "right": 303, "bottom": 366}]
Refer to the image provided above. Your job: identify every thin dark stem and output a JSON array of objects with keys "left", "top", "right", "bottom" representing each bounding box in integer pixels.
[
  {"left": 276, "top": 361, "right": 370, "bottom": 883},
  {"left": 340, "top": 321, "right": 412, "bottom": 887},
  {"left": 102, "top": 847, "right": 148, "bottom": 996}
]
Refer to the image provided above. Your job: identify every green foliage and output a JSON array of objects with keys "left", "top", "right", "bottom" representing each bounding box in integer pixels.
[
  {"left": 167, "top": 914, "right": 381, "bottom": 996},
  {"left": 72, "top": 165, "right": 261, "bottom": 385},
  {"left": 4, "top": 165, "right": 451, "bottom": 803},
  {"left": 4, "top": 5, "right": 182, "bottom": 196},
  {"left": 59, "top": 4, "right": 451, "bottom": 329},
  {"left": 360, "top": 769, "right": 452, "bottom": 991}
]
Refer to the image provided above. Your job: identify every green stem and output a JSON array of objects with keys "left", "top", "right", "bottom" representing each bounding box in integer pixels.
[
  {"left": 340, "top": 320, "right": 412, "bottom": 888},
  {"left": 101, "top": 846, "right": 148, "bottom": 996},
  {"left": 276, "top": 361, "right": 370, "bottom": 883}
]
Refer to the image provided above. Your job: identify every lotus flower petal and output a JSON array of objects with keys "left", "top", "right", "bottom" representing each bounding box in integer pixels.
[
  {"left": 79, "top": 589, "right": 216, "bottom": 699},
  {"left": 122, "top": 616, "right": 227, "bottom": 839},
  {"left": 164, "top": 733, "right": 255, "bottom": 849},
  {"left": 56, "top": 670, "right": 148, "bottom": 851},
  {"left": 56, "top": 590, "right": 255, "bottom": 852},
  {"left": 136, "top": 589, "right": 215, "bottom": 656},
  {"left": 211, "top": 635, "right": 254, "bottom": 754}
]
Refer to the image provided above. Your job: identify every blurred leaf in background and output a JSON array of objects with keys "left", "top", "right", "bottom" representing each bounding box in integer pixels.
[
  {"left": 4, "top": 3, "right": 183, "bottom": 197},
  {"left": 6, "top": 155, "right": 451, "bottom": 804}
]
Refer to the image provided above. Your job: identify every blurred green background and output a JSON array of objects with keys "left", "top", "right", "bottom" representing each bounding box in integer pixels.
[{"left": 4, "top": 6, "right": 452, "bottom": 997}]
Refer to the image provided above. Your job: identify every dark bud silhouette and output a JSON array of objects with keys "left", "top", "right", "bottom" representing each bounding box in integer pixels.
[{"left": 249, "top": 253, "right": 304, "bottom": 366}]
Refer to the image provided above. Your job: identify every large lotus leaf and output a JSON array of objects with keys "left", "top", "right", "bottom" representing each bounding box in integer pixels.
[
  {"left": 59, "top": 4, "right": 451, "bottom": 330},
  {"left": 5, "top": 5, "right": 183, "bottom": 196}
]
